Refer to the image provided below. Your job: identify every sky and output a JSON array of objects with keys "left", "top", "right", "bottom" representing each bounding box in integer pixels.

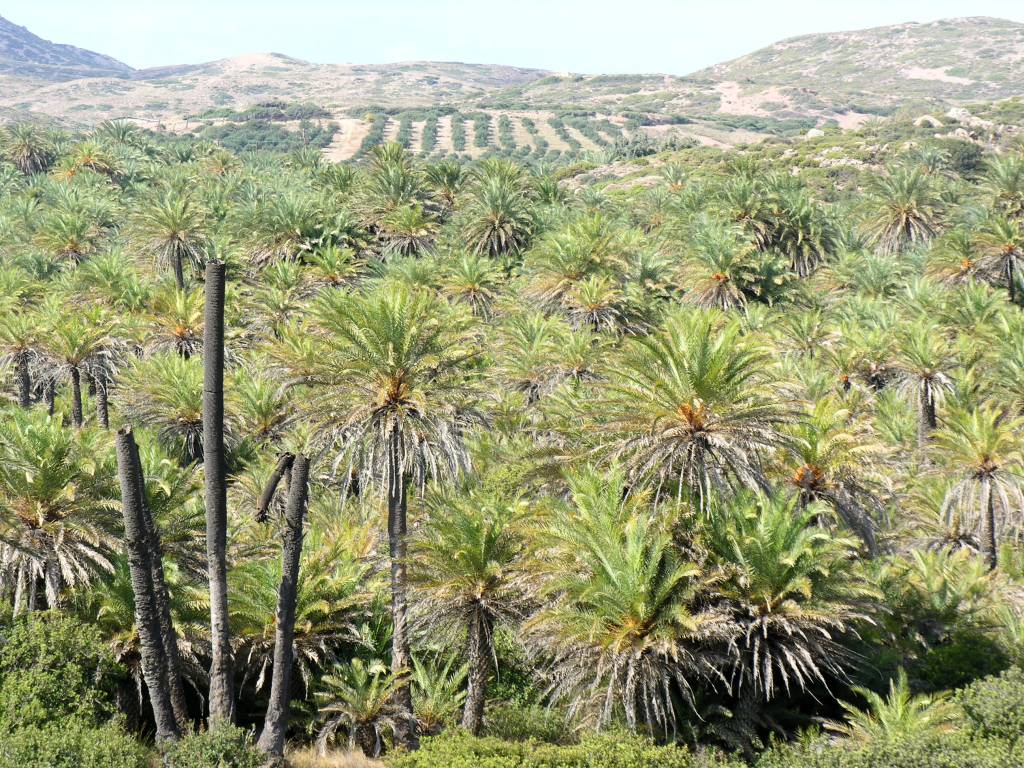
[{"left": 6, "top": 0, "right": 1024, "bottom": 74}]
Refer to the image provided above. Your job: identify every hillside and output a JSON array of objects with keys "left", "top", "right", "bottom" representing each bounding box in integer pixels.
[
  {"left": 0, "top": 14, "right": 132, "bottom": 80},
  {"left": 1, "top": 15, "right": 1023, "bottom": 158}
]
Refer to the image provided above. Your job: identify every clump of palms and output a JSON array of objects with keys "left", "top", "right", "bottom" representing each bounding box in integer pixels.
[
  {"left": 862, "top": 167, "right": 943, "bottom": 255},
  {"left": 315, "top": 658, "right": 410, "bottom": 757}
]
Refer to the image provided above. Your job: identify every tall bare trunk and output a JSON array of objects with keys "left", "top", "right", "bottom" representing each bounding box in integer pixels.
[
  {"left": 115, "top": 427, "right": 180, "bottom": 744},
  {"left": 387, "top": 430, "right": 418, "bottom": 750},
  {"left": 173, "top": 250, "right": 185, "bottom": 292},
  {"left": 461, "top": 610, "right": 491, "bottom": 735},
  {"left": 128, "top": 437, "right": 189, "bottom": 728},
  {"left": 203, "top": 260, "right": 234, "bottom": 724},
  {"left": 917, "top": 382, "right": 937, "bottom": 449},
  {"left": 16, "top": 351, "right": 30, "bottom": 409},
  {"left": 257, "top": 454, "right": 310, "bottom": 758},
  {"left": 70, "top": 367, "right": 83, "bottom": 427}
]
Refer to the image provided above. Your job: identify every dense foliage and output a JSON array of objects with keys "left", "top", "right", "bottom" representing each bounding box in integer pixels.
[{"left": 1, "top": 114, "right": 1024, "bottom": 765}]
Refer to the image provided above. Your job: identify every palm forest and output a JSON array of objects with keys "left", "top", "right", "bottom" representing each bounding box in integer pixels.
[{"left": 1, "top": 118, "right": 1024, "bottom": 768}]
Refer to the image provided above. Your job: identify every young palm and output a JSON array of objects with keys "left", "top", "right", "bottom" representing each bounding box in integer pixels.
[
  {"left": 424, "top": 159, "right": 465, "bottom": 215},
  {"left": 409, "top": 487, "right": 529, "bottom": 734},
  {"left": 862, "top": 167, "right": 943, "bottom": 255},
  {"left": 0, "top": 409, "right": 119, "bottom": 611},
  {"left": 315, "top": 658, "right": 409, "bottom": 757},
  {"left": 278, "top": 284, "right": 482, "bottom": 748},
  {"left": 146, "top": 286, "right": 204, "bottom": 358},
  {"left": 594, "top": 312, "right": 794, "bottom": 509},
  {"left": 523, "top": 468, "right": 724, "bottom": 732},
  {"left": 826, "top": 669, "right": 958, "bottom": 743},
  {"left": 441, "top": 251, "right": 501, "bottom": 319},
  {"left": 132, "top": 188, "right": 208, "bottom": 290},
  {"left": 679, "top": 216, "right": 757, "bottom": 310},
  {"left": 707, "top": 493, "right": 878, "bottom": 700},
  {"left": 935, "top": 404, "right": 1024, "bottom": 569},
  {"left": 982, "top": 153, "right": 1024, "bottom": 220}
]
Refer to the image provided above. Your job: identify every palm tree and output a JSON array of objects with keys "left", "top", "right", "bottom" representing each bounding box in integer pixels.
[
  {"left": 425, "top": 159, "right": 465, "bottom": 215},
  {"left": 893, "top": 321, "right": 958, "bottom": 448},
  {"left": 277, "top": 284, "right": 482, "bottom": 749},
  {"left": 973, "top": 213, "right": 1024, "bottom": 303},
  {"left": 461, "top": 175, "right": 534, "bottom": 257},
  {"left": 315, "top": 658, "right": 408, "bottom": 757},
  {"left": 146, "top": 286, "right": 205, "bottom": 358},
  {"left": 593, "top": 312, "right": 795, "bottom": 510},
  {"left": 40, "top": 307, "right": 113, "bottom": 428},
  {"left": 679, "top": 216, "right": 757, "bottom": 310},
  {"left": 203, "top": 260, "right": 233, "bottom": 724},
  {"left": 862, "top": 167, "right": 943, "bottom": 255},
  {"left": 784, "top": 398, "right": 886, "bottom": 554},
  {"left": 0, "top": 309, "right": 38, "bottom": 408},
  {"left": 826, "top": 669, "right": 958, "bottom": 743},
  {"left": 707, "top": 492, "right": 878, "bottom": 700},
  {"left": 132, "top": 189, "right": 208, "bottom": 290},
  {"left": 0, "top": 410, "right": 119, "bottom": 612},
  {"left": 34, "top": 209, "right": 102, "bottom": 264},
  {"left": 1, "top": 124, "right": 55, "bottom": 175},
  {"left": 117, "top": 353, "right": 206, "bottom": 462},
  {"left": 935, "top": 404, "right": 1024, "bottom": 569},
  {"left": 441, "top": 252, "right": 501, "bottom": 319},
  {"left": 409, "top": 487, "right": 528, "bottom": 734},
  {"left": 523, "top": 468, "right": 724, "bottom": 733},
  {"left": 982, "top": 153, "right": 1024, "bottom": 220}
]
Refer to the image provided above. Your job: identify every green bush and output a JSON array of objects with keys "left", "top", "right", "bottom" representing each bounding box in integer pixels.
[
  {"left": 957, "top": 666, "right": 1024, "bottom": 745},
  {"left": 0, "top": 612, "right": 118, "bottom": 730},
  {"left": 388, "top": 730, "right": 740, "bottom": 768},
  {"left": 756, "top": 732, "right": 1019, "bottom": 768},
  {"left": 483, "top": 703, "right": 569, "bottom": 744},
  {"left": 0, "top": 719, "right": 147, "bottom": 768},
  {"left": 915, "top": 629, "right": 1009, "bottom": 691},
  {"left": 162, "top": 725, "right": 264, "bottom": 768}
]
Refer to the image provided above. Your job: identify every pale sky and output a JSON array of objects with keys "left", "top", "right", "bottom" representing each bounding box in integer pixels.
[{"left": 6, "top": 1, "right": 1024, "bottom": 74}]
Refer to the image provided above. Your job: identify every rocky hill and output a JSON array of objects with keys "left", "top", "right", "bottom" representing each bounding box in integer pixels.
[
  {"left": 1, "top": 14, "right": 1022, "bottom": 158},
  {"left": 0, "top": 14, "right": 133, "bottom": 80}
]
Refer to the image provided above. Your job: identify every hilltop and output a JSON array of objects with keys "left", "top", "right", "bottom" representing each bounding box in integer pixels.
[
  {"left": 0, "top": 14, "right": 132, "bottom": 80},
  {"left": 0, "top": 14, "right": 1022, "bottom": 158}
]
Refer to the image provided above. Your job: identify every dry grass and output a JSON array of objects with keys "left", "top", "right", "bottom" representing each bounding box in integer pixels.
[{"left": 285, "top": 746, "right": 383, "bottom": 768}]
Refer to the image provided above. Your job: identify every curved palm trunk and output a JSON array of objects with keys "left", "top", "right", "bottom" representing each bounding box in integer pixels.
[
  {"left": 256, "top": 452, "right": 295, "bottom": 523},
  {"left": 257, "top": 453, "right": 310, "bottom": 758},
  {"left": 70, "top": 366, "right": 83, "bottom": 427},
  {"left": 983, "top": 478, "right": 999, "bottom": 571},
  {"left": 203, "top": 260, "right": 235, "bottom": 724},
  {"left": 115, "top": 427, "right": 180, "bottom": 745},
  {"left": 387, "top": 430, "right": 419, "bottom": 751},
  {"left": 128, "top": 437, "right": 190, "bottom": 729},
  {"left": 16, "top": 350, "right": 30, "bottom": 409},
  {"left": 461, "top": 610, "right": 492, "bottom": 735}
]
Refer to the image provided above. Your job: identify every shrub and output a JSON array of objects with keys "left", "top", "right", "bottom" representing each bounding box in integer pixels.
[
  {"left": 482, "top": 703, "right": 569, "bottom": 744},
  {"left": 756, "top": 732, "right": 1019, "bottom": 768},
  {"left": 387, "top": 730, "right": 740, "bottom": 768},
  {"left": 915, "top": 629, "right": 1009, "bottom": 691},
  {"left": 0, "top": 719, "right": 147, "bottom": 768},
  {"left": 162, "top": 725, "right": 264, "bottom": 768},
  {"left": 957, "top": 666, "right": 1024, "bottom": 745},
  {"left": 0, "top": 612, "right": 119, "bottom": 731}
]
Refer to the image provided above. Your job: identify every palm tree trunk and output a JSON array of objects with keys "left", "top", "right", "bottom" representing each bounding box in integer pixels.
[
  {"left": 115, "top": 427, "right": 180, "bottom": 745},
  {"left": 387, "top": 429, "right": 419, "bottom": 751},
  {"left": 917, "top": 383, "right": 937, "bottom": 449},
  {"left": 128, "top": 437, "right": 190, "bottom": 729},
  {"left": 70, "top": 367, "right": 83, "bottom": 427},
  {"left": 461, "top": 610, "right": 492, "bottom": 735},
  {"left": 96, "top": 373, "right": 110, "bottom": 429},
  {"left": 43, "top": 557, "right": 62, "bottom": 608},
  {"left": 983, "top": 479, "right": 999, "bottom": 571},
  {"left": 173, "top": 251, "right": 185, "bottom": 292},
  {"left": 256, "top": 452, "right": 295, "bottom": 523},
  {"left": 257, "top": 453, "right": 310, "bottom": 758},
  {"left": 203, "top": 260, "right": 235, "bottom": 724},
  {"left": 16, "top": 350, "right": 30, "bottom": 409},
  {"left": 45, "top": 380, "right": 55, "bottom": 415}
]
